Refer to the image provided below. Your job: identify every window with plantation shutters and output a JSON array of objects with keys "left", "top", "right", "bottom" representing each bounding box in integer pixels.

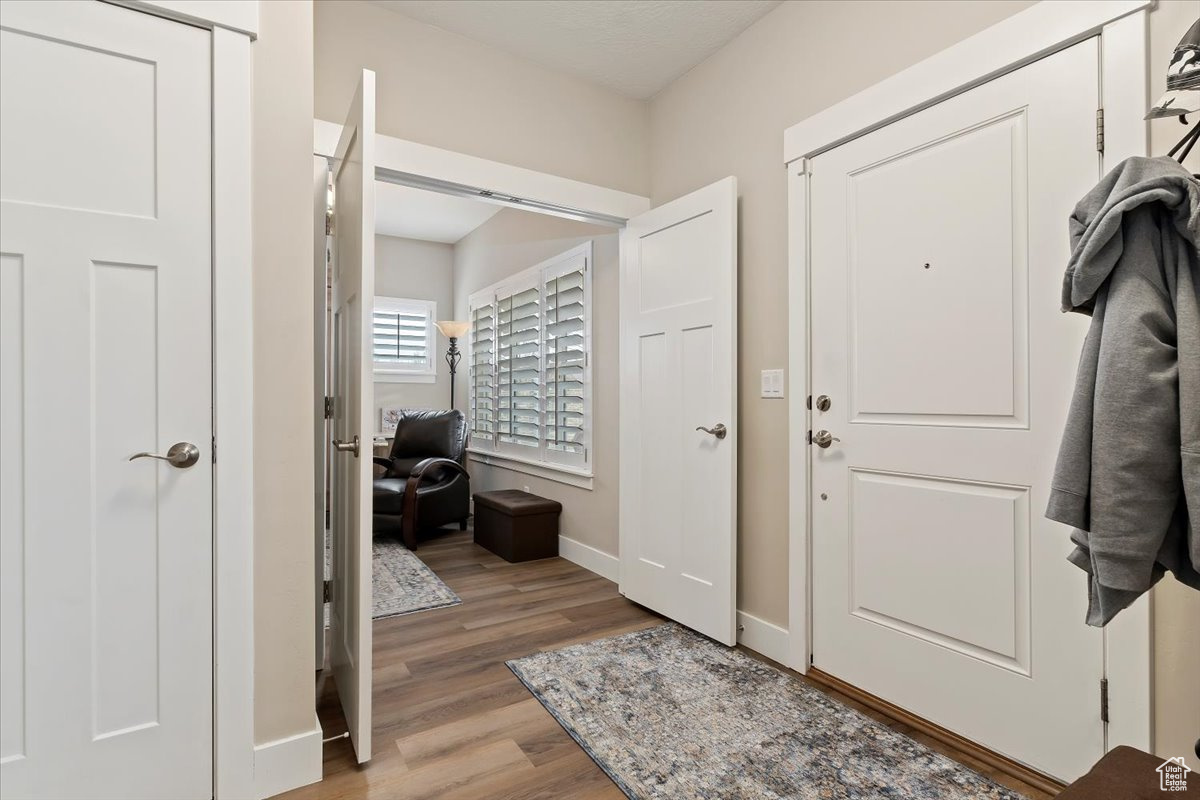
[
  {"left": 372, "top": 297, "right": 436, "bottom": 382},
  {"left": 467, "top": 242, "right": 592, "bottom": 474}
]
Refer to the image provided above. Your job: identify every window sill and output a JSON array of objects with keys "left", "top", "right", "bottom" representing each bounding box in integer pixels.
[
  {"left": 467, "top": 448, "right": 593, "bottom": 490},
  {"left": 375, "top": 371, "right": 436, "bottom": 384}
]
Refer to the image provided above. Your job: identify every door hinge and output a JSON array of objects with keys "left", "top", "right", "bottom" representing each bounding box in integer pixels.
[
  {"left": 324, "top": 395, "right": 334, "bottom": 419},
  {"left": 1100, "top": 677, "right": 1109, "bottom": 723},
  {"left": 323, "top": 579, "right": 332, "bottom": 604},
  {"left": 1096, "top": 108, "right": 1105, "bottom": 153}
]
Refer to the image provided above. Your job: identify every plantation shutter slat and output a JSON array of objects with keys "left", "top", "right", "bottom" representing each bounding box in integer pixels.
[
  {"left": 544, "top": 263, "right": 587, "bottom": 461},
  {"left": 470, "top": 302, "right": 495, "bottom": 438},
  {"left": 496, "top": 285, "right": 541, "bottom": 450}
]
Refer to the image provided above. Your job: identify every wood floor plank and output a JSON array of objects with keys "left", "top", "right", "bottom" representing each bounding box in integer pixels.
[
  {"left": 395, "top": 698, "right": 551, "bottom": 768},
  {"left": 275, "top": 528, "right": 1052, "bottom": 800}
]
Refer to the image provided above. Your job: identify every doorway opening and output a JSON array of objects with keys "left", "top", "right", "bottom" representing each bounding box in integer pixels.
[
  {"left": 312, "top": 152, "right": 636, "bottom": 769},
  {"left": 308, "top": 78, "right": 739, "bottom": 780}
]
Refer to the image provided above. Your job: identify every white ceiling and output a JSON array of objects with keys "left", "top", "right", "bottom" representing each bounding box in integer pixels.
[
  {"left": 375, "top": 182, "right": 502, "bottom": 243},
  {"left": 368, "top": 0, "right": 782, "bottom": 99}
]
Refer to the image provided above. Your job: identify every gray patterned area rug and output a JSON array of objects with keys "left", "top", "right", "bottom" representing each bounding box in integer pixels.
[
  {"left": 507, "top": 624, "right": 1027, "bottom": 800},
  {"left": 325, "top": 536, "right": 460, "bottom": 622}
]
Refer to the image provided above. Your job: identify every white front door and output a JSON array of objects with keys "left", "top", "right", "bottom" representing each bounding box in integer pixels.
[
  {"left": 329, "top": 69, "right": 376, "bottom": 765},
  {"left": 619, "top": 177, "right": 738, "bottom": 645},
  {"left": 810, "top": 39, "right": 1102, "bottom": 780},
  {"left": 0, "top": 2, "right": 213, "bottom": 798}
]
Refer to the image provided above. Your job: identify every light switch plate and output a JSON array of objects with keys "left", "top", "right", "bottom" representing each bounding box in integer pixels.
[{"left": 761, "top": 368, "right": 785, "bottom": 398}]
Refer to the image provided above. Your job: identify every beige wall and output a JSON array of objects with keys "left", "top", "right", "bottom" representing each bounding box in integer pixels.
[
  {"left": 649, "top": 0, "right": 1199, "bottom": 767},
  {"left": 374, "top": 235, "right": 454, "bottom": 419},
  {"left": 648, "top": 0, "right": 1037, "bottom": 625},
  {"left": 452, "top": 209, "right": 621, "bottom": 557},
  {"left": 304, "top": 0, "right": 1197, "bottom": 763},
  {"left": 314, "top": 0, "right": 650, "bottom": 196},
  {"left": 1147, "top": 1, "right": 1200, "bottom": 769},
  {"left": 252, "top": 0, "right": 315, "bottom": 745}
]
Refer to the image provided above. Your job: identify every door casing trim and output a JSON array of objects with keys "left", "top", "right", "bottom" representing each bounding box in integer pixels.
[
  {"left": 210, "top": 22, "right": 256, "bottom": 800},
  {"left": 102, "top": 2, "right": 259, "bottom": 797},
  {"left": 784, "top": 0, "right": 1152, "bottom": 758}
]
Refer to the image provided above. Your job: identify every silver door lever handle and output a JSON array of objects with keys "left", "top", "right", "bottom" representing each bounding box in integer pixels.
[
  {"left": 695, "top": 423, "right": 727, "bottom": 440},
  {"left": 333, "top": 435, "right": 360, "bottom": 457},
  {"left": 812, "top": 430, "right": 841, "bottom": 448},
  {"left": 129, "top": 442, "right": 200, "bottom": 468}
]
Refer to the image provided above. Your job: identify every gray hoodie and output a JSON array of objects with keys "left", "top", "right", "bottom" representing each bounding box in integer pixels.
[{"left": 1047, "top": 156, "right": 1200, "bottom": 626}]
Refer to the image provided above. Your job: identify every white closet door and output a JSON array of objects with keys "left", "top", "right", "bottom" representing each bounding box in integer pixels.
[
  {"left": 328, "top": 68, "right": 376, "bottom": 765},
  {"left": 809, "top": 39, "right": 1102, "bottom": 780},
  {"left": 619, "top": 177, "right": 738, "bottom": 645},
  {"left": 0, "top": 2, "right": 213, "bottom": 798}
]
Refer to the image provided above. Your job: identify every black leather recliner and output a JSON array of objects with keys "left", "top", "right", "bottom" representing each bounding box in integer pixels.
[{"left": 373, "top": 408, "right": 470, "bottom": 550}]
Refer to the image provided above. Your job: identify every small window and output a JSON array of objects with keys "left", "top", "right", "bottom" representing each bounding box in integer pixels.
[{"left": 373, "top": 297, "right": 436, "bottom": 383}]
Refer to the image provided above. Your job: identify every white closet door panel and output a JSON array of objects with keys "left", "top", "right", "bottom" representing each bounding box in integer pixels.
[
  {"left": 0, "top": 2, "right": 213, "bottom": 798},
  {"left": 620, "top": 177, "right": 738, "bottom": 645}
]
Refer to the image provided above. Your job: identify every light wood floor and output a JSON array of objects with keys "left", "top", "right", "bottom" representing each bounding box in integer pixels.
[{"left": 275, "top": 530, "right": 1053, "bottom": 800}]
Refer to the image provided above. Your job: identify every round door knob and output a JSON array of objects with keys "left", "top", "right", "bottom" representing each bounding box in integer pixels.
[{"left": 812, "top": 430, "right": 840, "bottom": 449}]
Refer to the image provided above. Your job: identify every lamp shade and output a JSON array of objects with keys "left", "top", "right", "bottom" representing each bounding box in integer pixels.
[{"left": 435, "top": 320, "right": 471, "bottom": 339}]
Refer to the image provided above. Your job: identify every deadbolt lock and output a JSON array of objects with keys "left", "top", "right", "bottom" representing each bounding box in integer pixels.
[{"left": 815, "top": 395, "right": 832, "bottom": 412}]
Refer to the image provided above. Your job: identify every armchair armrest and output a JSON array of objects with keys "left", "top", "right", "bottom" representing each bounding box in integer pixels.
[
  {"left": 372, "top": 456, "right": 393, "bottom": 471},
  {"left": 401, "top": 458, "right": 470, "bottom": 549}
]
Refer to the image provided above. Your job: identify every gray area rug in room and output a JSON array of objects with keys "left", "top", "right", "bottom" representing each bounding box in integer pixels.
[
  {"left": 507, "top": 624, "right": 1027, "bottom": 800},
  {"left": 325, "top": 536, "right": 461, "bottom": 623}
]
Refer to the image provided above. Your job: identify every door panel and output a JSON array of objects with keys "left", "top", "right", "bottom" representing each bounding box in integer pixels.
[
  {"left": 329, "top": 69, "right": 376, "bottom": 765},
  {"left": 849, "top": 112, "right": 1024, "bottom": 423},
  {"left": 810, "top": 39, "right": 1101, "bottom": 781},
  {"left": 315, "top": 156, "right": 330, "bottom": 671},
  {"left": 0, "top": 2, "right": 213, "bottom": 797},
  {"left": 619, "top": 177, "right": 737, "bottom": 645}
]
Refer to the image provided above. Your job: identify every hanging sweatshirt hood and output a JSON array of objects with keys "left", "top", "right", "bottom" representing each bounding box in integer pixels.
[
  {"left": 1047, "top": 155, "right": 1200, "bottom": 626},
  {"left": 1062, "top": 155, "right": 1200, "bottom": 313}
]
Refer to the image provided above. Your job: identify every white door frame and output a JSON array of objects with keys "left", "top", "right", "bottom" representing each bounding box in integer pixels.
[
  {"left": 785, "top": 0, "right": 1153, "bottom": 755},
  {"left": 108, "top": 2, "right": 259, "bottom": 797},
  {"left": 313, "top": 121, "right": 650, "bottom": 223}
]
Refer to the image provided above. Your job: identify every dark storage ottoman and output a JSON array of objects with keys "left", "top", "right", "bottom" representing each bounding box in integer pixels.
[{"left": 473, "top": 490, "right": 562, "bottom": 562}]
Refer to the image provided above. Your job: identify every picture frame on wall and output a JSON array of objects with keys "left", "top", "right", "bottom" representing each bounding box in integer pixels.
[{"left": 380, "top": 407, "right": 402, "bottom": 435}]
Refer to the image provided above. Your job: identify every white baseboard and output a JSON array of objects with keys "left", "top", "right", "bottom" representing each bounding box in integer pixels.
[
  {"left": 557, "top": 535, "right": 619, "bottom": 583},
  {"left": 556, "top": 540, "right": 790, "bottom": 666},
  {"left": 254, "top": 714, "right": 322, "bottom": 799},
  {"left": 736, "top": 610, "right": 791, "bottom": 665}
]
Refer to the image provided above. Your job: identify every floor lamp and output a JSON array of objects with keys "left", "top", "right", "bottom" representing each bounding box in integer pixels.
[{"left": 435, "top": 320, "right": 471, "bottom": 410}]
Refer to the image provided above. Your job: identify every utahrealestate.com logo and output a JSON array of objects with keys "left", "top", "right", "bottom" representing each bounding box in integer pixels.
[{"left": 1157, "top": 757, "right": 1192, "bottom": 792}]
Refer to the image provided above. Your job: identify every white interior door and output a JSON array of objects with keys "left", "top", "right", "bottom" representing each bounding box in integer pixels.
[
  {"left": 0, "top": 2, "right": 213, "bottom": 798},
  {"left": 810, "top": 39, "right": 1102, "bottom": 780},
  {"left": 329, "top": 69, "right": 376, "bottom": 765},
  {"left": 314, "top": 155, "right": 330, "bottom": 671},
  {"left": 619, "top": 177, "right": 737, "bottom": 645}
]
